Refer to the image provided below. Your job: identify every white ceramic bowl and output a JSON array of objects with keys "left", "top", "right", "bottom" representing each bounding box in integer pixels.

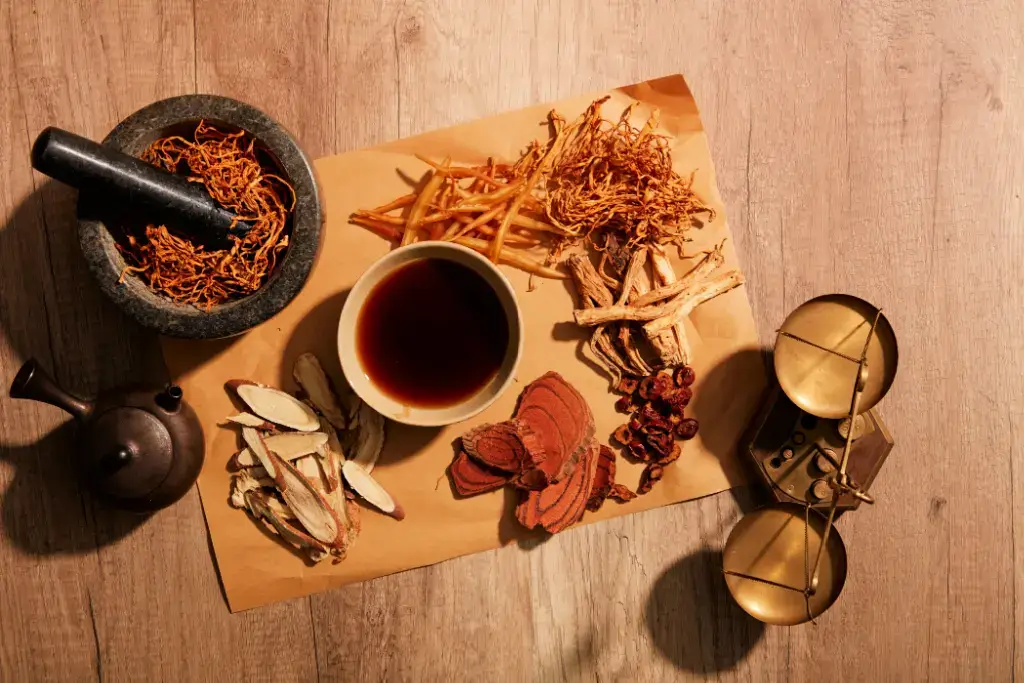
[{"left": 338, "top": 242, "right": 523, "bottom": 427}]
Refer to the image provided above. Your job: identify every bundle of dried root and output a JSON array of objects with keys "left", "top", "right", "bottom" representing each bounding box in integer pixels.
[
  {"left": 544, "top": 97, "right": 716, "bottom": 252},
  {"left": 225, "top": 353, "right": 402, "bottom": 565},
  {"left": 568, "top": 241, "right": 741, "bottom": 384}
]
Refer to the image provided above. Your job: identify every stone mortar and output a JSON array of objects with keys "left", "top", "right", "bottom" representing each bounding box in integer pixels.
[{"left": 77, "top": 95, "right": 322, "bottom": 339}]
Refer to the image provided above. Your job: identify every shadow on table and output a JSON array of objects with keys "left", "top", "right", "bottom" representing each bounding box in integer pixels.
[
  {"left": 0, "top": 422, "right": 149, "bottom": 555},
  {"left": 0, "top": 182, "right": 159, "bottom": 555},
  {"left": 645, "top": 548, "right": 765, "bottom": 674}
]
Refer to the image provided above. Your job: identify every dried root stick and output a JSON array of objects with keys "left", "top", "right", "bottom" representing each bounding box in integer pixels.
[
  {"left": 648, "top": 244, "right": 687, "bottom": 365},
  {"left": 643, "top": 270, "right": 746, "bottom": 335}
]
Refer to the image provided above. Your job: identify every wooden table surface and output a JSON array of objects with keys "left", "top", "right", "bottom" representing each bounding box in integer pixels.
[{"left": 1, "top": 1, "right": 1022, "bottom": 681}]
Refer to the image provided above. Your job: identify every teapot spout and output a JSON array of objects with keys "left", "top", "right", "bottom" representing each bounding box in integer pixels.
[{"left": 9, "top": 358, "right": 93, "bottom": 420}]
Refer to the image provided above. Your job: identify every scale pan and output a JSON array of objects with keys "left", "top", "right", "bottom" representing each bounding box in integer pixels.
[
  {"left": 722, "top": 503, "right": 848, "bottom": 625},
  {"left": 774, "top": 294, "right": 898, "bottom": 419}
]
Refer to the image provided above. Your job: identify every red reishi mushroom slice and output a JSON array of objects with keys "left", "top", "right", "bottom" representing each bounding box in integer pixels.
[{"left": 449, "top": 450, "right": 512, "bottom": 496}]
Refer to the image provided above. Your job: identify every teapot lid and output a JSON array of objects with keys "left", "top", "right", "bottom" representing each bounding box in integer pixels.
[{"left": 79, "top": 406, "right": 173, "bottom": 503}]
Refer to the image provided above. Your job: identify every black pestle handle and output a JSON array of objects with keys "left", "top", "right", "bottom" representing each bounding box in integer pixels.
[{"left": 31, "top": 127, "right": 251, "bottom": 248}]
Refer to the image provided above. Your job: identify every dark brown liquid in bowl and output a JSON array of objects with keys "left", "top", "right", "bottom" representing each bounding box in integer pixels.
[{"left": 356, "top": 258, "right": 511, "bottom": 408}]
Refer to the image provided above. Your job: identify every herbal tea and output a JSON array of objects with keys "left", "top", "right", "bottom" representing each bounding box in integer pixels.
[{"left": 356, "top": 258, "right": 510, "bottom": 408}]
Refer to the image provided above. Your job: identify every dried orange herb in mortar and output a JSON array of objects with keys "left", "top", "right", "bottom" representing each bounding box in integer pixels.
[{"left": 117, "top": 121, "right": 294, "bottom": 308}]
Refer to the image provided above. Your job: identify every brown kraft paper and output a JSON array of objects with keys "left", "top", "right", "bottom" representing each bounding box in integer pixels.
[{"left": 161, "top": 74, "right": 767, "bottom": 612}]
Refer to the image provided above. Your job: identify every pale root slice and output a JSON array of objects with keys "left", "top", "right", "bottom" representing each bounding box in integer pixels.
[
  {"left": 244, "top": 490, "right": 328, "bottom": 563},
  {"left": 265, "top": 495, "right": 296, "bottom": 520},
  {"left": 342, "top": 460, "right": 405, "bottom": 520},
  {"left": 350, "top": 402, "right": 385, "bottom": 473},
  {"left": 229, "top": 470, "right": 263, "bottom": 508},
  {"left": 268, "top": 451, "right": 348, "bottom": 547},
  {"left": 228, "top": 380, "right": 321, "bottom": 431},
  {"left": 643, "top": 270, "right": 746, "bottom": 335},
  {"left": 293, "top": 353, "right": 347, "bottom": 430},
  {"left": 242, "top": 427, "right": 277, "bottom": 478},
  {"left": 225, "top": 412, "right": 278, "bottom": 430},
  {"left": 317, "top": 423, "right": 344, "bottom": 493},
  {"left": 230, "top": 431, "right": 329, "bottom": 469},
  {"left": 248, "top": 455, "right": 323, "bottom": 485}
]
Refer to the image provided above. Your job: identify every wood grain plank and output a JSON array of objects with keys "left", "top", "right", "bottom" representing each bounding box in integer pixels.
[{"left": 0, "top": 1, "right": 111, "bottom": 680}]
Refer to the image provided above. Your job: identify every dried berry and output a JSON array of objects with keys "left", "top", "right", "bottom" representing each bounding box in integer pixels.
[
  {"left": 615, "top": 377, "right": 640, "bottom": 395},
  {"left": 608, "top": 483, "right": 638, "bottom": 502},
  {"left": 627, "top": 440, "right": 651, "bottom": 462},
  {"left": 661, "top": 386, "right": 693, "bottom": 415},
  {"left": 646, "top": 431, "right": 674, "bottom": 457},
  {"left": 638, "top": 403, "right": 663, "bottom": 425},
  {"left": 639, "top": 373, "right": 673, "bottom": 400},
  {"left": 614, "top": 395, "right": 634, "bottom": 413},
  {"left": 676, "top": 418, "right": 699, "bottom": 440},
  {"left": 658, "top": 443, "right": 682, "bottom": 466},
  {"left": 613, "top": 424, "right": 634, "bottom": 445},
  {"left": 637, "top": 463, "right": 665, "bottom": 494},
  {"left": 640, "top": 414, "right": 672, "bottom": 435},
  {"left": 674, "top": 366, "right": 696, "bottom": 387}
]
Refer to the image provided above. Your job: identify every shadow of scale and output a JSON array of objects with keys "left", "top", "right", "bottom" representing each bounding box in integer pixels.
[{"left": 722, "top": 294, "right": 899, "bottom": 626}]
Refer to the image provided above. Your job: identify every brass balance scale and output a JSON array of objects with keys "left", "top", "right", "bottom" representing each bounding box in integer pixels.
[{"left": 722, "top": 294, "right": 899, "bottom": 625}]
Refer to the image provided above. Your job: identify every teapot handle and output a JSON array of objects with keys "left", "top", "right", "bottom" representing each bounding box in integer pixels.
[{"left": 9, "top": 359, "right": 93, "bottom": 420}]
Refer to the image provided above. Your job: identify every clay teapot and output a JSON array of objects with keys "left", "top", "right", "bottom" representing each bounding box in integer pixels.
[{"left": 9, "top": 359, "right": 204, "bottom": 512}]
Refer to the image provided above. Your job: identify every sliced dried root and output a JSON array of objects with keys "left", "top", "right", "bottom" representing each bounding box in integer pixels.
[
  {"left": 293, "top": 353, "right": 347, "bottom": 430},
  {"left": 269, "top": 451, "right": 347, "bottom": 547},
  {"left": 350, "top": 401, "right": 385, "bottom": 473},
  {"left": 229, "top": 469, "right": 263, "bottom": 508},
  {"left": 228, "top": 381, "right": 321, "bottom": 431},
  {"left": 248, "top": 455, "right": 323, "bottom": 484},
  {"left": 342, "top": 460, "right": 405, "bottom": 520},
  {"left": 225, "top": 412, "right": 278, "bottom": 430},
  {"left": 243, "top": 490, "right": 329, "bottom": 563},
  {"left": 230, "top": 431, "right": 328, "bottom": 469}
]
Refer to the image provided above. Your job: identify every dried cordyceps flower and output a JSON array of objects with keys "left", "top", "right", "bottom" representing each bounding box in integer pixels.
[
  {"left": 544, "top": 97, "right": 715, "bottom": 253},
  {"left": 117, "top": 121, "right": 294, "bottom": 308}
]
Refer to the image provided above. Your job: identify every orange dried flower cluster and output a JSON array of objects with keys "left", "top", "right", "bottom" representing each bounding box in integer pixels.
[
  {"left": 544, "top": 97, "right": 716, "bottom": 253},
  {"left": 117, "top": 121, "right": 294, "bottom": 308}
]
